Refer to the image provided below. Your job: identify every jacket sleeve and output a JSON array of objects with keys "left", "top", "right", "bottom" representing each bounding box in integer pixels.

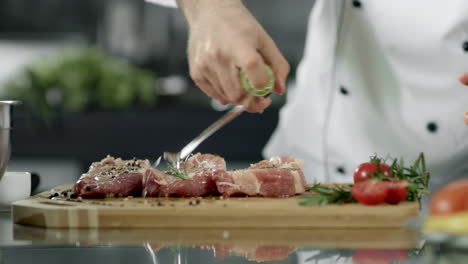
[{"left": 146, "top": 0, "right": 177, "bottom": 8}]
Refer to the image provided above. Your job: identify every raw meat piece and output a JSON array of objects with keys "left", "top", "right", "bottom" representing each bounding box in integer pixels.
[
  {"left": 146, "top": 243, "right": 294, "bottom": 262},
  {"left": 74, "top": 154, "right": 305, "bottom": 199},
  {"left": 143, "top": 153, "right": 226, "bottom": 197},
  {"left": 73, "top": 155, "right": 150, "bottom": 198},
  {"left": 214, "top": 156, "right": 306, "bottom": 197},
  {"left": 213, "top": 245, "right": 295, "bottom": 262},
  {"left": 249, "top": 156, "right": 304, "bottom": 170}
]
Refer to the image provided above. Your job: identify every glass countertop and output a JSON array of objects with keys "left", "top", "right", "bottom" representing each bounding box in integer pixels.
[{"left": 0, "top": 212, "right": 465, "bottom": 264}]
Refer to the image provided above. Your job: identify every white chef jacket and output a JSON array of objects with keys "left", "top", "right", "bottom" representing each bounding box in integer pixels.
[
  {"left": 264, "top": 0, "right": 468, "bottom": 190},
  {"left": 151, "top": 0, "right": 468, "bottom": 189}
]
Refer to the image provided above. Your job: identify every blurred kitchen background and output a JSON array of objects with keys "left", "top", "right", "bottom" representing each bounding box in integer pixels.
[{"left": 0, "top": 0, "right": 314, "bottom": 194}]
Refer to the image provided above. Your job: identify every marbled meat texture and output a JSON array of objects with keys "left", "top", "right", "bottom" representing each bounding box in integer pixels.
[
  {"left": 143, "top": 153, "right": 226, "bottom": 197},
  {"left": 214, "top": 156, "right": 306, "bottom": 197},
  {"left": 73, "top": 155, "right": 150, "bottom": 198}
]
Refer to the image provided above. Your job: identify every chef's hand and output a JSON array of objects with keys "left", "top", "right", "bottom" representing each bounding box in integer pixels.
[
  {"left": 458, "top": 73, "right": 468, "bottom": 124},
  {"left": 176, "top": 0, "right": 290, "bottom": 113}
]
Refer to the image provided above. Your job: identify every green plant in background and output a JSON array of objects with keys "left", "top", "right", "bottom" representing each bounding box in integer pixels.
[{"left": 3, "top": 47, "right": 158, "bottom": 122}]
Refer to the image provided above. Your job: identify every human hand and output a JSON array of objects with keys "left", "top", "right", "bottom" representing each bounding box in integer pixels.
[
  {"left": 177, "top": 0, "right": 290, "bottom": 113},
  {"left": 458, "top": 73, "right": 468, "bottom": 124}
]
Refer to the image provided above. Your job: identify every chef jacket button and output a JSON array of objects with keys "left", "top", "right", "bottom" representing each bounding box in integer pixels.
[
  {"left": 463, "top": 41, "right": 468, "bottom": 52},
  {"left": 427, "top": 122, "right": 438, "bottom": 133},
  {"left": 352, "top": 0, "right": 362, "bottom": 8},
  {"left": 336, "top": 166, "right": 346, "bottom": 175},
  {"left": 339, "top": 86, "right": 349, "bottom": 95}
]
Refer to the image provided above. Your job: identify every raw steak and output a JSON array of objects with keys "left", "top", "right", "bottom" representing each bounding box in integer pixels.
[
  {"left": 73, "top": 155, "right": 150, "bottom": 198},
  {"left": 213, "top": 245, "right": 295, "bottom": 262},
  {"left": 146, "top": 244, "right": 294, "bottom": 262},
  {"left": 143, "top": 153, "right": 226, "bottom": 197},
  {"left": 214, "top": 156, "right": 306, "bottom": 197}
]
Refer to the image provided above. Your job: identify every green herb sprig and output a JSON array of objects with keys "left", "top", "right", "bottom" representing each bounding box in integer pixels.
[
  {"left": 259, "top": 166, "right": 300, "bottom": 170},
  {"left": 389, "top": 153, "right": 431, "bottom": 203},
  {"left": 298, "top": 184, "right": 355, "bottom": 206},
  {"left": 298, "top": 153, "right": 430, "bottom": 206},
  {"left": 368, "top": 153, "right": 430, "bottom": 203},
  {"left": 166, "top": 162, "right": 191, "bottom": 180}
]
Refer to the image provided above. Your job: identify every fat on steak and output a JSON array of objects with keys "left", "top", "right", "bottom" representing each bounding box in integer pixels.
[
  {"left": 73, "top": 155, "right": 150, "bottom": 198},
  {"left": 214, "top": 156, "right": 306, "bottom": 197},
  {"left": 143, "top": 153, "right": 226, "bottom": 197}
]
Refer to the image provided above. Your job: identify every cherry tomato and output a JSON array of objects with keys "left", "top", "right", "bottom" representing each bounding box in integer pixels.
[
  {"left": 354, "top": 162, "right": 391, "bottom": 183},
  {"left": 351, "top": 181, "right": 389, "bottom": 205},
  {"left": 430, "top": 178, "right": 468, "bottom": 216},
  {"left": 384, "top": 180, "right": 408, "bottom": 205}
]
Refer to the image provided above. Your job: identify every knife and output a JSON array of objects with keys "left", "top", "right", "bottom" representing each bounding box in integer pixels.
[
  {"left": 157, "top": 64, "right": 275, "bottom": 170},
  {"left": 160, "top": 104, "right": 246, "bottom": 170}
]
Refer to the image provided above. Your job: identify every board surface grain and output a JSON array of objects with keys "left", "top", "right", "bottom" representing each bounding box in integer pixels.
[{"left": 13, "top": 184, "right": 419, "bottom": 229}]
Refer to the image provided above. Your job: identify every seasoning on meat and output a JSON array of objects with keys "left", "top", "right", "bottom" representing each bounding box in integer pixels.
[
  {"left": 73, "top": 154, "right": 306, "bottom": 199},
  {"left": 143, "top": 153, "right": 226, "bottom": 197},
  {"left": 73, "top": 155, "right": 150, "bottom": 198}
]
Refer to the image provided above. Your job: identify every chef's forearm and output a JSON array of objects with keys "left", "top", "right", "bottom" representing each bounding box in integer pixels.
[{"left": 176, "top": 0, "right": 243, "bottom": 25}]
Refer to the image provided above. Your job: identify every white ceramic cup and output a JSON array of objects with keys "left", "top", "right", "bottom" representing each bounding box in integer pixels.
[{"left": 0, "top": 172, "right": 31, "bottom": 209}]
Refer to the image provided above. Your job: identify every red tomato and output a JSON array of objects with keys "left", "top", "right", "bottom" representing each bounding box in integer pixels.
[
  {"left": 353, "top": 162, "right": 391, "bottom": 183},
  {"left": 352, "top": 249, "right": 408, "bottom": 264},
  {"left": 429, "top": 178, "right": 468, "bottom": 216},
  {"left": 351, "top": 181, "right": 389, "bottom": 205},
  {"left": 385, "top": 180, "right": 408, "bottom": 205}
]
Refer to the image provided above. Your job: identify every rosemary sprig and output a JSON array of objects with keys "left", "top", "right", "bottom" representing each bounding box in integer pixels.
[
  {"left": 298, "top": 152, "right": 430, "bottom": 206},
  {"left": 298, "top": 184, "right": 355, "bottom": 206},
  {"left": 259, "top": 166, "right": 300, "bottom": 170},
  {"left": 389, "top": 152, "right": 431, "bottom": 204},
  {"left": 352, "top": 153, "right": 430, "bottom": 203},
  {"left": 166, "top": 162, "right": 191, "bottom": 180}
]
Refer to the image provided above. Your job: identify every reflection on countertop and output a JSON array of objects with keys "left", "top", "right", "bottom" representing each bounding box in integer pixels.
[
  {"left": 4, "top": 212, "right": 468, "bottom": 264},
  {"left": 0, "top": 211, "right": 445, "bottom": 264}
]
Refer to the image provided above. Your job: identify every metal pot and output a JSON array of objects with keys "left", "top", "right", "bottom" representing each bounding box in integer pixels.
[{"left": 0, "top": 101, "right": 20, "bottom": 182}]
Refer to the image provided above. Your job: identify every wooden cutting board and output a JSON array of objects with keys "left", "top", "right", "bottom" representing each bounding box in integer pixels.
[{"left": 12, "top": 184, "right": 419, "bottom": 229}]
